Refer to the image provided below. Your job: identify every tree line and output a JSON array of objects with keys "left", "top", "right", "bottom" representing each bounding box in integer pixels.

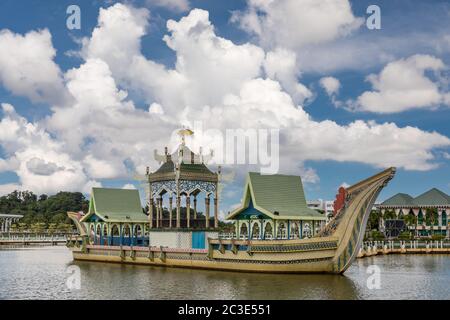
[{"left": 0, "top": 190, "right": 89, "bottom": 233}]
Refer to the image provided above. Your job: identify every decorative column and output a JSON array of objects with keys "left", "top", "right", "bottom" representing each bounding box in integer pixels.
[
  {"left": 438, "top": 209, "right": 443, "bottom": 227},
  {"left": 186, "top": 195, "right": 191, "bottom": 229},
  {"left": 149, "top": 197, "right": 154, "bottom": 229},
  {"left": 287, "top": 220, "right": 291, "bottom": 239},
  {"left": 214, "top": 197, "right": 219, "bottom": 229},
  {"left": 300, "top": 221, "right": 303, "bottom": 238},
  {"left": 193, "top": 196, "right": 197, "bottom": 220},
  {"left": 274, "top": 220, "right": 277, "bottom": 238},
  {"left": 169, "top": 196, "right": 173, "bottom": 228},
  {"left": 261, "top": 221, "right": 265, "bottom": 239},
  {"left": 99, "top": 224, "right": 103, "bottom": 245},
  {"left": 214, "top": 181, "right": 219, "bottom": 229},
  {"left": 159, "top": 197, "right": 163, "bottom": 227},
  {"left": 205, "top": 196, "right": 210, "bottom": 228},
  {"left": 148, "top": 178, "right": 153, "bottom": 229},
  {"left": 176, "top": 196, "right": 181, "bottom": 228},
  {"left": 120, "top": 224, "right": 123, "bottom": 246},
  {"left": 176, "top": 163, "right": 181, "bottom": 228},
  {"left": 155, "top": 198, "right": 159, "bottom": 228}
]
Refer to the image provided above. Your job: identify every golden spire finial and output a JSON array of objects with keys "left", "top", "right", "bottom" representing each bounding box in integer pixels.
[{"left": 177, "top": 128, "right": 194, "bottom": 145}]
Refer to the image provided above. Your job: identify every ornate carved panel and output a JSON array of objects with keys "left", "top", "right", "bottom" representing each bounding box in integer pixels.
[
  {"left": 151, "top": 181, "right": 176, "bottom": 197},
  {"left": 179, "top": 180, "right": 216, "bottom": 195}
]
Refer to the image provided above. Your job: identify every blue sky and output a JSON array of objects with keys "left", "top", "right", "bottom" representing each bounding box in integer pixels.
[{"left": 0, "top": 0, "right": 449, "bottom": 217}]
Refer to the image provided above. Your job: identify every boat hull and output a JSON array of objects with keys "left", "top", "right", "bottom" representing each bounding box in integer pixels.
[{"left": 69, "top": 236, "right": 340, "bottom": 273}]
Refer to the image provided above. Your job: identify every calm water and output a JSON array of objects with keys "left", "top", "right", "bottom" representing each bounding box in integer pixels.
[{"left": 0, "top": 246, "right": 449, "bottom": 299}]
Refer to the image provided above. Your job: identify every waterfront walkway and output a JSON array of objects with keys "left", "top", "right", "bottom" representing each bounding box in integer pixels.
[
  {"left": 358, "top": 240, "right": 450, "bottom": 258},
  {"left": 0, "top": 233, "right": 68, "bottom": 246}
]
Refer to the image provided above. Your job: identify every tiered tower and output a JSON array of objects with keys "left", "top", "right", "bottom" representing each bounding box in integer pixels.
[{"left": 146, "top": 129, "right": 220, "bottom": 230}]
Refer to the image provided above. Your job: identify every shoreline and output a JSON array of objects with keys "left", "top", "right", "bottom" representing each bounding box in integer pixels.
[{"left": 357, "top": 240, "right": 450, "bottom": 258}]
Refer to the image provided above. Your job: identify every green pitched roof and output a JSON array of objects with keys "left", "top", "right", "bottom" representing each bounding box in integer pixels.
[
  {"left": 180, "top": 162, "right": 215, "bottom": 175},
  {"left": 381, "top": 193, "right": 414, "bottom": 206},
  {"left": 227, "top": 172, "right": 324, "bottom": 220},
  {"left": 81, "top": 188, "right": 148, "bottom": 223},
  {"left": 413, "top": 188, "right": 450, "bottom": 206},
  {"left": 154, "top": 160, "right": 175, "bottom": 174},
  {"left": 380, "top": 188, "right": 450, "bottom": 207}
]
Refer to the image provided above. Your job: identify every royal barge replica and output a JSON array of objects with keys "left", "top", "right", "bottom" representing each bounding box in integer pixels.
[{"left": 67, "top": 132, "right": 396, "bottom": 274}]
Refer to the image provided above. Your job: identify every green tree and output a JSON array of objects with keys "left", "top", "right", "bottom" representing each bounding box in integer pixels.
[{"left": 0, "top": 190, "right": 89, "bottom": 231}]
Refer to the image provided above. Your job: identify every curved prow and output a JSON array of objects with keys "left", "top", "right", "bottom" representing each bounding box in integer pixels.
[
  {"left": 318, "top": 167, "right": 396, "bottom": 273},
  {"left": 67, "top": 211, "right": 88, "bottom": 236}
]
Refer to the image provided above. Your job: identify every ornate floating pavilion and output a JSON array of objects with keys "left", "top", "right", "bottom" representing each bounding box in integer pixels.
[
  {"left": 378, "top": 188, "right": 450, "bottom": 237},
  {"left": 227, "top": 172, "right": 326, "bottom": 239},
  {"left": 80, "top": 129, "right": 221, "bottom": 249},
  {"left": 148, "top": 129, "right": 220, "bottom": 230}
]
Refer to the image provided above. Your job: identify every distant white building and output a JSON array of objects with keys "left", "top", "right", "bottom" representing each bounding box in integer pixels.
[
  {"left": 307, "top": 199, "right": 379, "bottom": 224},
  {"left": 307, "top": 200, "right": 334, "bottom": 222}
]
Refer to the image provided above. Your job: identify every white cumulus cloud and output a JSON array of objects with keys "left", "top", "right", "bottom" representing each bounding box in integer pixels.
[
  {"left": 0, "top": 29, "right": 69, "bottom": 105},
  {"left": 232, "top": 0, "right": 363, "bottom": 50},
  {"left": 320, "top": 77, "right": 341, "bottom": 96},
  {"left": 146, "top": 0, "right": 190, "bottom": 12},
  {"left": 353, "top": 54, "right": 449, "bottom": 113}
]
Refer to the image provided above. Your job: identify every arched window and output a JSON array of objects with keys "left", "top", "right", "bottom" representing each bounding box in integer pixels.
[
  {"left": 291, "top": 222, "right": 300, "bottom": 239},
  {"left": 111, "top": 224, "right": 120, "bottom": 246},
  {"left": 122, "top": 224, "right": 131, "bottom": 246},
  {"left": 96, "top": 225, "right": 101, "bottom": 245},
  {"left": 134, "top": 225, "right": 143, "bottom": 246},
  {"left": 277, "top": 222, "right": 286, "bottom": 239},
  {"left": 264, "top": 222, "right": 273, "bottom": 239},
  {"left": 442, "top": 211, "right": 447, "bottom": 226},
  {"left": 303, "top": 223, "right": 311, "bottom": 238},
  {"left": 240, "top": 223, "right": 248, "bottom": 239},
  {"left": 251, "top": 222, "right": 260, "bottom": 239},
  {"left": 89, "top": 224, "right": 95, "bottom": 243}
]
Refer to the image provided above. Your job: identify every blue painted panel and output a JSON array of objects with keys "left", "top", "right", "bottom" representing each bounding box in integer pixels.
[
  {"left": 192, "top": 232, "right": 205, "bottom": 249},
  {"left": 235, "top": 199, "right": 269, "bottom": 220}
]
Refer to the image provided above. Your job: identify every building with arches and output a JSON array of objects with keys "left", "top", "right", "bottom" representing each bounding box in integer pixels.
[
  {"left": 80, "top": 187, "right": 149, "bottom": 246},
  {"left": 378, "top": 188, "right": 450, "bottom": 238},
  {"left": 148, "top": 136, "right": 219, "bottom": 230},
  {"left": 0, "top": 214, "right": 23, "bottom": 233},
  {"left": 227, "top": 172, "right": 326, "bottom": 240}
]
